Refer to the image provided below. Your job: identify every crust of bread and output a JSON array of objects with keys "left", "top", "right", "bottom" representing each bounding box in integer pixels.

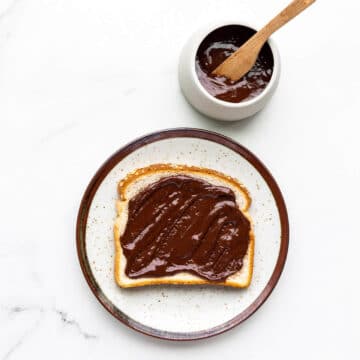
[{"left": 114, "top": 164, "right": 254, "bottom": 288}]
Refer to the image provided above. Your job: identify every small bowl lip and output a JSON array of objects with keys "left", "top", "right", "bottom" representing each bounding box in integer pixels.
[{"left": 190, "top": 20, "right": 280, "bottom": 108}]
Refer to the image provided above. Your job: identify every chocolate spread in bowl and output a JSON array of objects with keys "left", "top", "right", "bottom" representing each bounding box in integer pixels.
[
  {"left": 120, "top": 175, "right": 251, "bottom": 282},
  {"left": 195, "top": 25, "right": 274, "bottom": 103}
]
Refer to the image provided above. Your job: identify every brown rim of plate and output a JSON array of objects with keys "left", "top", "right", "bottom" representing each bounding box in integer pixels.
[{"left": 76, "top": 128, "right": 289, "bottom": 341}]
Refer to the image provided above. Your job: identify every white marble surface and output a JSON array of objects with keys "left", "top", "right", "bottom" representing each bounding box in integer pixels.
[{"left": 0, "top": 0, "right": 359, "bottom": 358}]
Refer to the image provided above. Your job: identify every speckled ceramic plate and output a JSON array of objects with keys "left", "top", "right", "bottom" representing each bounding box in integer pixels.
[{"left": 76, "top": 128, "right": 289, "bottom": 340}]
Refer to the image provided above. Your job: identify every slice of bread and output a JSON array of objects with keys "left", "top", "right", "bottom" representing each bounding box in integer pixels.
[{"left": 114, "top": 164, "right": 254, "bottom": 288}]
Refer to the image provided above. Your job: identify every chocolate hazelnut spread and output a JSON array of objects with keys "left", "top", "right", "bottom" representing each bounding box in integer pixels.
[
  {"left": 120, "top": 175, "right": 251, "bottom": 282},
  {"left": 196, "top": 25, "right": 274, "bottom": 103}
]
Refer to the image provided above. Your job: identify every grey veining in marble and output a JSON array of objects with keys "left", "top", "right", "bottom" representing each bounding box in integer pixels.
[
  {"left": 0, "top": 0, "right": 359, "bottom": 359},
  {"left": 2, "top": 305, "right": 96, "bottom": 360}
]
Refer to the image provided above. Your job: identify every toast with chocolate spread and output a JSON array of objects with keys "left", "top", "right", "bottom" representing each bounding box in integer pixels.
[{"left": 114, "top": 164, "right": 254, "bottom": 288}]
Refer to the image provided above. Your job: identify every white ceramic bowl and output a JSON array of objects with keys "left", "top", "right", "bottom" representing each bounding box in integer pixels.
[{"left": 178, "top": 20, "right": 281, "bottom": 121}]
